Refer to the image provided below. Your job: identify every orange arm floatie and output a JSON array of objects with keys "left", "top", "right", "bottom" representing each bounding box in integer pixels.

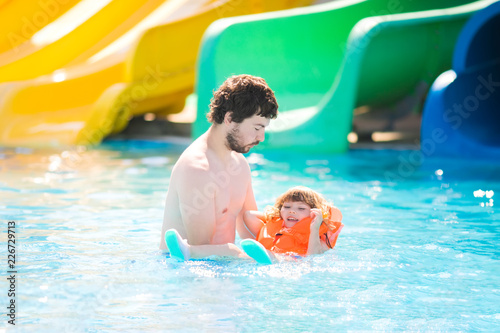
[{"left": 320, "top": 205, "right": 344, "bottom": 249}]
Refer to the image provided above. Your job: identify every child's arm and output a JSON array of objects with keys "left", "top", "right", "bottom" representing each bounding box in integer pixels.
[
  {"left": 242, "top": 210, "right": 265, "bottom": 239},
  {"left": 307, "top": 209, "right": 330, "bottom": 255}
]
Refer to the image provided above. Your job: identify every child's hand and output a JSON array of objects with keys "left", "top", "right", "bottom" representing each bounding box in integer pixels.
[{"left": 310, "top": 208, "right": 323, "bottom": 231}]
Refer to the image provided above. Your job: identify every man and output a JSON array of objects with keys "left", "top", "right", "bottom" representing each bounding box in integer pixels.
[{"left": 160, "top": 74, "right": 278, "bottom": 259}]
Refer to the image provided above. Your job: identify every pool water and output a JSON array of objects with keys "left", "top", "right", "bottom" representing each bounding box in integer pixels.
[{"left": 1, "top": 139, "right": 499, "bottom": 331}]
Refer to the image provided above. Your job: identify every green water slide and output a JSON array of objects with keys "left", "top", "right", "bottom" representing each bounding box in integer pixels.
[{"left": 193, "top": 0, "right": 495, "bottom": 153}]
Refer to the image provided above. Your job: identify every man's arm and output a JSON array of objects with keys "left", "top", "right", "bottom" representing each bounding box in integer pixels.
[{"left": 236, "top": 166, "right": 260, "bottom": 239}]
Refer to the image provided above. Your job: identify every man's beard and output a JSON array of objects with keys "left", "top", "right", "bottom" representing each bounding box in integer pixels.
[{"left": 226, "top": 127, "right": 258, "bottom": 153}]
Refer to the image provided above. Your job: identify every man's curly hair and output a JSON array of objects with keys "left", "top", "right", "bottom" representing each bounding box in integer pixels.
[{"left": 207, "top": 74, "right": 278, "bottom": 124}]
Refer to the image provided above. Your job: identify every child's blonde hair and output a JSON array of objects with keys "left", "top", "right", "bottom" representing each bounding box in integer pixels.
[{"left": 265, "top": 186, "right": 332, "bottom": 219}]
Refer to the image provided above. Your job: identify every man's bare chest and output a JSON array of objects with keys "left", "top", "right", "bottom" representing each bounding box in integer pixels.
[{"left": 214, "top": 181, "right": 247, "bottom": 218}]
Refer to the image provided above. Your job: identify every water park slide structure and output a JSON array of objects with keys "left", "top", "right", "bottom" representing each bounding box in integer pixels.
[
  {"left": 194, "top": 0, "right": 496, "bottom": 153},
  {"left": 0, "top": 0, "right": 80, "bottom": 54},
  {"left": 0, "top": 0, "right": 313, "bottom": 147},
  {"left": 421, "top": 1, "right": 500, "bottom": 159},
  {"left": 0, "top": 0, "right": 187, "bottom": 81}
]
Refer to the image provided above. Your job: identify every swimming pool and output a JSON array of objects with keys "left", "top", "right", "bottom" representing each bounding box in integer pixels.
[{"left": 1, "top": 139, "right": 499, "bottom": 331}]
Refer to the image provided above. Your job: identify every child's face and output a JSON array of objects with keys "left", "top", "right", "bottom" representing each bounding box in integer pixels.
[{"left": 280, "top": 201, "right": 312, "bottom": 227}]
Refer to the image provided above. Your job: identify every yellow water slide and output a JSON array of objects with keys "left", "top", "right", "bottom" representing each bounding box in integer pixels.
[
  {"left": 0, "top": 0, "right": 312, "bottom": 147},
  {"left": 0, "top": 0, "right": 80, "bottom": 54}
]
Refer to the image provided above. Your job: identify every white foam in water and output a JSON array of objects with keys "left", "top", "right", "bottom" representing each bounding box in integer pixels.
[{"left": 140, "top": 156, "right": 170, "bottom": 166}]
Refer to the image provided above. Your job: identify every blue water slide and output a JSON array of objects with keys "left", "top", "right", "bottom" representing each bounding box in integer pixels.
[{"left": 421, "top": 1, "right": 500, "bottom": 158}]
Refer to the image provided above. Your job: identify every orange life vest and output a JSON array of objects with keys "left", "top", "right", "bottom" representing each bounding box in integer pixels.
[{"left": 256, "top": 211, "right": 343, "bottom": 256}]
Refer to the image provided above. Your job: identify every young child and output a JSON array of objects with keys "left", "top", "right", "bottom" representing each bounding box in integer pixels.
[
  {"left": 164, "top": 186, "right": 343, "bottom": 264},
  {"left": 240, "top": 186, "right": 343, "bottom": 264}
]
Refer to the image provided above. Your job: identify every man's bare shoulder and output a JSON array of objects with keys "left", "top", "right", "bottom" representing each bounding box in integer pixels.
[
  {"left": 174, "top": 146, "right": 206, "bottom": 172},
  {"left": 231, "top": 152, "right": 251, "bottom": 174},
  {"left": 171, "top": 137, "right": 212, "bottom": 182},
  {"left": 232, "top": 151, "right": 249, "bottom": 163},
  {"left": 217, "top": 153, "right": 251, "bottom": 187}
]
